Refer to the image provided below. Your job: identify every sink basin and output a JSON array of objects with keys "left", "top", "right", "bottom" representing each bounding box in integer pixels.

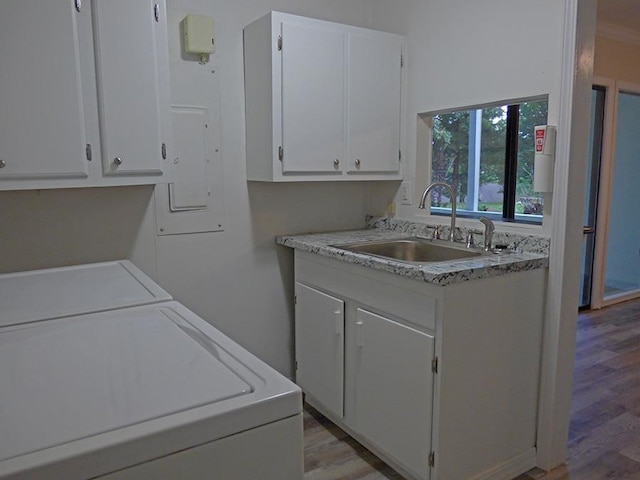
[{"left": 331, "top": 237, "right": 485, "bottom": 264}]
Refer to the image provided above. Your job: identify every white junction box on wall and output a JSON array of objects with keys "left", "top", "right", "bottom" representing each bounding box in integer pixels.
[{"left": 184, "top": 14, "right": 215, "bottom": 63}]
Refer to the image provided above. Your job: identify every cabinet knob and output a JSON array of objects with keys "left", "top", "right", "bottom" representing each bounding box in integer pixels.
[
  {"left": 355, "top": 159, "right": 361, "bottom": 168},
  {"left": 113, "top": 157, "right": 123, "bottom": 167},
  {"left": 333, "top": 159, "right": 340, "bottom": 168},
  {"left": 0, "top": 160, "right": 5, "bottom": 169}
]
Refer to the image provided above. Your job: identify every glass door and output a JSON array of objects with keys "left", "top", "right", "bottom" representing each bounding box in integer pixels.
[{"left": 603, "top": 89, "right": 640, "bottom": 302}]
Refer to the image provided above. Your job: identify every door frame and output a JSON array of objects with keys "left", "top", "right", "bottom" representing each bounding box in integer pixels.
[
  {"left": 589, "top": 76, "right": 615, "bottom": 309},
  {"left": 590, "top": 78, "right": 640, "bottom": 308}
]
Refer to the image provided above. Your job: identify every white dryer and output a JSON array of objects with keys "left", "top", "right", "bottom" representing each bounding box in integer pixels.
[{"left": 0, "top": 261, "right": 303, "bottom": 480}]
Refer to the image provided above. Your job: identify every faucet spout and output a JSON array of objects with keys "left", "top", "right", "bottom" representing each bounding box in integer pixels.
[{"left": 418, "top": 182, "right": 457, "bottom": 242}]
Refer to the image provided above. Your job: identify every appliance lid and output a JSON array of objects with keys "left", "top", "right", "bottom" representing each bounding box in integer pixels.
[
  {"left": 0, "top": 261, "right": 172, "bottom": 327},
  {"left": 0, "top": 305, "right": 254, "bottom": 463}
]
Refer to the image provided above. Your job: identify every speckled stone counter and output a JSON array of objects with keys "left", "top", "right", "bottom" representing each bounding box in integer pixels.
[{"left": 276, "top": 219, "right": 549, "bottom": 287}]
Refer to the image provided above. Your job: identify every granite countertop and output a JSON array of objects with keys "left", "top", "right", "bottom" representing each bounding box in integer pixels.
[{"left": 276, "top": 225, "right": 549, "bottom": 287}]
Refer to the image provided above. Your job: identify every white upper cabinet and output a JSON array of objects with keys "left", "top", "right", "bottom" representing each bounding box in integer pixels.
[
  {"left": 93, "top": 0, "right": 170, "bottom": 177},
  {"left": 0, "top": 0, "right": 171, "bottom": 191},
  {"left": 0, "top": 1, "right": 89, "bottom": 182},
  {"left": 347, "top": 32, "right": 402, "bottom": 174},
  {"left": 281, "top": 21, "right": 345, "bottom": 175},
  {"left": 244, "top": 11, "right": 405, "bottom": 182}
]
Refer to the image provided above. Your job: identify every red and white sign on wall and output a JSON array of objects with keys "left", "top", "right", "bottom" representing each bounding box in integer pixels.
[
  {"left": 535, "top": 128, "right": 545, "bottom": 153},
  {"left": 533, "top": 125, "right": 556, "bottom": 193}
]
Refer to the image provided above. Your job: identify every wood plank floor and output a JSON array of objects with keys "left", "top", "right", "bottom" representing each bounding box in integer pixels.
[{"left": 303, "top": 297, "right": 640, "bottom": 479}]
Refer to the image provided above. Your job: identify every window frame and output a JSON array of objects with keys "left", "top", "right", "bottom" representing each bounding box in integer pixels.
[{"left": 423, "top": 96, "right": 548, "bottom": 225}]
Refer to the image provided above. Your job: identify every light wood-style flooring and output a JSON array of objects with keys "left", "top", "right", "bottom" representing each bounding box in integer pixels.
[{"left": 303, "top": 297, "right": 640, "bottom": 479}]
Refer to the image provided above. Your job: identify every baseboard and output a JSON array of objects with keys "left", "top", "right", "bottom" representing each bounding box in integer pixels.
[
  {"left": 305, "top": 395, "right": 536, "bottom": 480},
  {"left": 470, "top": 448, "right": 537, "bottom": 480}
]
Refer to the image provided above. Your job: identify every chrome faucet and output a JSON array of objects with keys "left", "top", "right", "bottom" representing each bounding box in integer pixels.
[
  {"left": 479, "top": 217, "right": 494, "bottom": 252},
  {"left": 418, "top": 182, "right": 456, "bottom": 242}
]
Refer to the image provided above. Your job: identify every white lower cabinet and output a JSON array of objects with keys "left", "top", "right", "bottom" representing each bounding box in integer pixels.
[
  {"left": 294, "top": 250, "right": 546, "bottom": 480},
  {"left": 349, "top": 308, "right": 434, "bottom": 477},
  {"left": 295, "top": 283, "right": 344, "bottom": 418}
]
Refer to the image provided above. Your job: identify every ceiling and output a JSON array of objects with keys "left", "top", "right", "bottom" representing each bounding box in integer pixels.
[{"left": 597, "top": 0, "right": 640, "bottom": 32}]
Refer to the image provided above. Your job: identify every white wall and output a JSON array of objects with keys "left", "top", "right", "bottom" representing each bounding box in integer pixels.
[
  {"left": 366, "top": 0, "right": 595, "bottom": 471},
  {"left": 592, "top": 32, "right": 640, "bottom": 297},
  {"left": 0, "top": 1, "right": 594, "bottom": 471},
  {"left": 154, "top": 0, "right": 382, "bottom": 377},
  {"left": 595, "top": 34, "right": 640, "bottom": 83},
  {"left": 368, "top": 0, "right": 565, "bottom": 235},
  {"left": 0, "top": 186, "right": 156, "bottom": 273},
  {"left": 0, "top": 0, "right": 378, "bottom": 377}
]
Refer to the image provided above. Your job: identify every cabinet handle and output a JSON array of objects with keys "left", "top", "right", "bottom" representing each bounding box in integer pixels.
[
  {"left": 334, "top": 310, "right": 342, "bottom": 335},
  {"left": 333, "top": 159, "right": 340, "bottom": 168},
  {"left": 355, "top": 159, "right": 361, "bottom": 168},
  {"left": 0, "top": 160, "right": 6, "bottom": 169},
  {"left": 113, "top": 157, "right": 123, "bottom": 167},
  {"left": 356, "top": 320, "right": 364, "bottom": 347}
]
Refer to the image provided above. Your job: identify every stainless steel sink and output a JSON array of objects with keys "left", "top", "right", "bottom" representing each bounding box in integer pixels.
[{"left": 331, "top": 237, "right": 485, "bottom": 264}]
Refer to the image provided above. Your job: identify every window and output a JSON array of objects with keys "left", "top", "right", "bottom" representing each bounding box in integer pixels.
[{"left": 426, "top": 99, "right": 548, "bottom": 224}]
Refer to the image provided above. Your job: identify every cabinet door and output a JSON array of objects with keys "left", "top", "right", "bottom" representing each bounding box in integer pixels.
[
  {"left": 0, "top": 0, "right": 88, "bottom": 182},
  {"left": 347, "top": 32, "right": 402, "bottom": 174},
  {"left": 281, "top": 20, "right": 345, "bottom": 175},
  {"left": 93, "top": 0, "right": 169, "bottom": 177},
  {"left": 295, "top": 283, "right": 344, "bottom": 418},
  {"left": 351, "top": 308, "right": 433, "bottom": 479}
]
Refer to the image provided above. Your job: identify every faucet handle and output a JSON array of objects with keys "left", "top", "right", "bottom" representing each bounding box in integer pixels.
[
  {"left": 466, "top": 232, "right": 474, "bottom": 248},
  {"left": 479, "top": 217, "right": 495, "bottom": 252}
]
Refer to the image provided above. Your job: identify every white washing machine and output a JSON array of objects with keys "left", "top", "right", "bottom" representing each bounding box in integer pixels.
[{"left": 0, "top": 261, "right": 303, "bottom": 480}]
